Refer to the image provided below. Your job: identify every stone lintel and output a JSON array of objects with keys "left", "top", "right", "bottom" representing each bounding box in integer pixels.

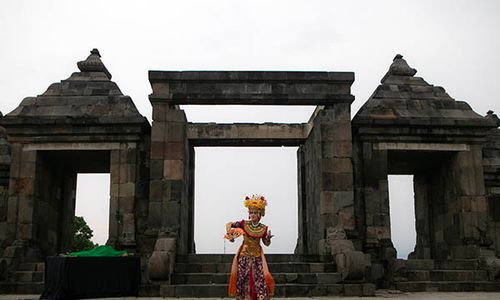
[
  {"left": 1, "top": 121, "right": 149, "bottom": 144},
  {"left": 149, "top": 93, "right": 354, "bottom": 105},
  {"left": 0, "top": 115, "right": 148, "bottom": 125},
  {"left": 375, "top": 142, "right": 470, "bottom": 152},
  {"left": 187, "top": 123, "right": 308, "bottom": 146},
  {"left": 149, "top": 70, "right": 354, "bottom": 82},
  {"left": 6, "top": 135, "right": 144, "bottom": 144},
  {"left": 148, "top": 70, "right": 354, "bottom": 105},
  {"left": 23, "top": 142, "right": 136, "bottom": 151}
]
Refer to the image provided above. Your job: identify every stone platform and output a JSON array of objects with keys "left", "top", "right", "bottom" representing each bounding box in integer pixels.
[{"left": 143, "top": 254, "right": 375, "bottom": 297}]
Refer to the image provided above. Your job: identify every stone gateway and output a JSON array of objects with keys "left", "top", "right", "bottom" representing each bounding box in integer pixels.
[{"left": 0, "top": 50, "right": 499, "bottom": 296}]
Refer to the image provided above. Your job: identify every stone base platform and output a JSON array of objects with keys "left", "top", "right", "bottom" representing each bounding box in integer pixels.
[
  {"left": 142, "top": 254, "right": 375, "bottom": 297},
  {"left": 395, "top": 259, "right": 500, "bottom": 293}
]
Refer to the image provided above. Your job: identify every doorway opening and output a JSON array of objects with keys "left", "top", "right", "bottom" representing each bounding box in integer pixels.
[
  {"left": 194, "top": 147, "right": 298, "bottom": 254},
  {"left": 75, "top": 173, "right": 110, "bottom": 246},
  {"left": 36, "top": 150, "right": 110, "bottom": 256},
  {"left": 388, "top": 175, "right": 416, "bottom": 259}
]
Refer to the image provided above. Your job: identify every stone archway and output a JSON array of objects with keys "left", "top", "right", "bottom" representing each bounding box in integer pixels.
[
  {"left": 147, "top": 70, "right": 356, "bottom": 255},
  {"left": 352, "top": 55, "right": 497, "bottom": 287},
  {"left": 0, "top": 49, "right": 150, "bottom": 266}
]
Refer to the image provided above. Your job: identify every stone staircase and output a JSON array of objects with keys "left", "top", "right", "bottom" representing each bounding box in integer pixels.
[
  {"left": 394, "top": 259, "right": 500, "bottom": 292},
  {"left": 160, "top": 254, "right": 375, "bottom": 297},
  {"left": 0, "top": 262, "right": 45, "bottom": 294}
]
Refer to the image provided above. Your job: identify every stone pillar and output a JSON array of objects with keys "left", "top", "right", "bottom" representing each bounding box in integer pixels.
[
  {"left": 296, "top": 147, "right": 306, "bottom": 254},
  {"left": 60, "top": 172, "right": 77, "bottom": 252},
  {"left": 149, "top": 102, "right": 190, "bottom": 254},
  {"left": 361, "top": 143, "right": 391, "bottom": 254},
  {"left": 0, "top": 126, "right": 10, "bottom": 249},
  {"left": 317, "top": 104, "right": 356, "bottom": 253},
  {"left": 7, "top": 146, "right": 38, "bottom": 243},
  {"left": 360, "top": 142, "right": 395, "bottom": 286},
  {"left": 298, "top": 124, "right": 321, "bottom": 254},
  {"left": 299, "top": 104, "right": 356, "bottom": 255},
  {"left": 2, "top": 145, "right": 41, "bottom": 262},
  {"left": 447, "top": 146, "right": 491, "bottom": 259},
  {"left": 109, "top": 143, "right": 138, "bottom": 248},
  {"left": 413, "top": 173, "right": 432, "bottom": 259}
]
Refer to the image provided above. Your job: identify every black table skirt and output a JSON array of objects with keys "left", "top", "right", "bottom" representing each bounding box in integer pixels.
[{"left": 40, "top": 256, "right": 140, "bottom": 300}]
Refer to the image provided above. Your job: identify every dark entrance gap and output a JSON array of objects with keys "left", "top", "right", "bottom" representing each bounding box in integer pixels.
[
  {"left": 387, "top": 150, "right": 456, "bottom": 259},
  {"left": 36, "top": 150, "right": 110, "bottom": 255}
]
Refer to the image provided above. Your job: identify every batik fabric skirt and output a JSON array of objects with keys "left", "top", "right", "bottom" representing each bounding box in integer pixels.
[{"left": 235, "top": 255, "right": 269, "bottom": 300}]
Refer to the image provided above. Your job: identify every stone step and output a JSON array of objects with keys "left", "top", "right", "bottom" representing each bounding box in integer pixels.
[
  {"left": 395, "top": 281, "right": 500, "bottom": 292},
  {"left": 139, "top": 284, "right": 160, "bottom": 297},
  {"left": 172, "top": 272, "right": 343, "bottom": 285},
  {"left": 18, "top": 262, "right": 45, "bottom": 272},
  {"left": 405, "top": 259, "right": 479, "bottom": 270},
  {"left": 0, "top": 282, "right": 45, "bottom": 294},
  {"left": 177, "top": 254, "right": 333, "bottom": 263},
  {"left": 403, "top": 270, "right": 489, "bottom": 282},
  {"left": 160, "top": 283, "right": 376, "bottom": 297},
  {"left": 174, "top": 262, "right": 336, "bottom": 274},
  {"left": 11, "top": 271, "right": 44, "bottom": 283}
]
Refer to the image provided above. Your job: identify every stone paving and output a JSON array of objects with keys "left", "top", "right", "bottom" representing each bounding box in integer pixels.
[{"left": 4, "top": 291, "right": 500, "bottom": 300}]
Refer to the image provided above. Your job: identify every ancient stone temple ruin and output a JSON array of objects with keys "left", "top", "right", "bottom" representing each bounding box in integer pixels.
[{"left": 0, "top": 49, "right": 499, "bottom": 296}]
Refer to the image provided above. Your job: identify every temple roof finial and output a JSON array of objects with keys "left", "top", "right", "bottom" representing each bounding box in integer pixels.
[
  {"left": 77, "top": 48, "right": 111, "bottom": 79},
  {"left": 388, "top": 54, "right": 417, "bottom": 77},
  {"left": 90, "top": 48, "right": 101, "bottom": 57},
  {"left": 486, "top": 110, "right": 500, "bottom": 126}
]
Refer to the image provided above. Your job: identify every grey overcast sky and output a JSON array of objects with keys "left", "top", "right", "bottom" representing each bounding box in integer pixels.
[{"left": 1, "top": 0, "right": 499, "bottom": 257}]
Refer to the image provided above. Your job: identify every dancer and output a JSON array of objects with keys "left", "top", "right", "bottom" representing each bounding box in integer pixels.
[{"left": 225, "top": 194, "right": 275, "bottom": 300}]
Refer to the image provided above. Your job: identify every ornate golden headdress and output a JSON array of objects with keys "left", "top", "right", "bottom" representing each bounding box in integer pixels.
[{"left": 244, "top": 194, "right": 267, "bottom": 216}]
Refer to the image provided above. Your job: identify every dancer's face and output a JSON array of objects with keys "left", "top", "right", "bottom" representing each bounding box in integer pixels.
[{"left": 249, "top": 209, "right": 261, "bottom": 223}]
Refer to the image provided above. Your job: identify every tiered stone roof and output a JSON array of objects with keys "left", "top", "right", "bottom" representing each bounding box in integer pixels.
[
  {"left": 353, "top": 54, "right": 494, "bottom": 128},
  {"left": 5, "top": 49, "right": 145, "bottom": 124}
]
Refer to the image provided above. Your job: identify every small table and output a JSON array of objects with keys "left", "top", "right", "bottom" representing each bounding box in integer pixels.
[{"left": 40, "top": 256, "right": 140, "bottom": 300}]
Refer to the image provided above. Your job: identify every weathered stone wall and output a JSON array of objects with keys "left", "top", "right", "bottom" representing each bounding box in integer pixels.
[
  {"left": 297, "top": 119, "right": 321, "bottom": 254},
  {"left": 423, "top": 152, "right": 460, "bottom": 259},
  {"left": 297, "top": 104, "right": 355, "bottom": 255},
  {"left": 6, "top": 147, "right": 38, "bottom": 251},
  {"left": 352, "top": 142, "right": 392, "bottom": 259},
  {"left": 483, "top": 127, "right": 500, "bottom": 256},
  {"left": 35, "top": 153, "right": 76, "bottom": 256},
  {"left": 110, "top": 144, "right": 141, "bottom": 248},
  {"left": 134, "top": 136, "right": 151, "bottom": 255},
  {"left": 0, "top": 117, "right": 10, "bottom": 252},
  {"left": 413, "top": 173, "right": 432, "bottom": 258},
  {"left": 148, "top": 103, "right": 192, "bottom": 255},
  {"left": 446, "top": 147, "right": 490, "bottom": 259}
]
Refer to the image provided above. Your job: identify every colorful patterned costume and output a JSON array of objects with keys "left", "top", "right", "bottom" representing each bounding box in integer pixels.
[{"left": 227, "top": 220, "right": 274, "bottom": 300}]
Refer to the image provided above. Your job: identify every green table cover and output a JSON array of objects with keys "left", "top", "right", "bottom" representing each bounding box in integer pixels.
[{"left": 67, "top": 245, "right": 127, "bottom": 257}]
